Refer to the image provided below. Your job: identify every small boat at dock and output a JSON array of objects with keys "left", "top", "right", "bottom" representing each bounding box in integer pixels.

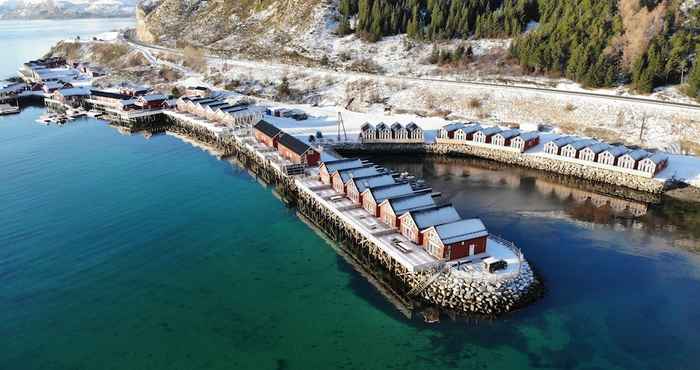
[{"left": 0, "top": 103, "right": 20, "bottom": 115}]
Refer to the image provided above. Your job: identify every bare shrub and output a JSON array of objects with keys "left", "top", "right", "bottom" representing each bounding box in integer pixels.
[
  {"left": 159, "top": 67, "right": 181, "bottom": 82},
  {"left": 126, "top": 53, "right": 148, "bottom": 67},
  {"left": 564, "top": 103, "right": 577, "bottom": 112},
  {"left": 348, "top": 58, "right": 384, "bottom": 74},
  {"left": 468, "top": 98, "right": 482, "bottom": 109},
  {"left": 183, "top": 46, "right": 207, "bottom": 73}
]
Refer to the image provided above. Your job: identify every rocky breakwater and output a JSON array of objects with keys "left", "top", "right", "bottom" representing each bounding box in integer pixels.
[
  {"left": 334, "top": 142, "right": 666, "bottom": 194},
  {"left": 410, "top": 261, "right": 542, "bottom": 317}
]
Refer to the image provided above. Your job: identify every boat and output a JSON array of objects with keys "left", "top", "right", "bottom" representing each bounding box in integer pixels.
[{"left": 0, "top": 103, "right": 20, "bottom": 115}]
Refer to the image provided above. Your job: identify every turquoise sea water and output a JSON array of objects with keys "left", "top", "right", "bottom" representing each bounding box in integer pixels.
[{"left": 2, "top": 19, "right": 700, "bottom": 370}]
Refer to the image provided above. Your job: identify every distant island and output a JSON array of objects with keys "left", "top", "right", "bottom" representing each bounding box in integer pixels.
[{"left": 0, "top": 0, "right": 136, "bottom": 20}]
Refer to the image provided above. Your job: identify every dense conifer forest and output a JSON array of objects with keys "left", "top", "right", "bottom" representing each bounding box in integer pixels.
[{"left": 337, "top": 0, "right": 700, "bottom": 95}]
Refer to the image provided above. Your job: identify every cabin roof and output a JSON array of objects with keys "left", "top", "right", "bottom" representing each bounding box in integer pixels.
[
  {"left": 496, "top": 129, "right": 520, "bottom": 139},
  {"left": 603, "top": 145, "right": 630, "bottom": 157},
  {"left": 457, "top": 124, "right": 481, "bottom": 135},
  {"left": 360, "top": 122, "right": 374, "bottom": 131},
  {"left": 254, "top": 120, "right": 282, "bottom": 138},
  {"left": 321, "top": 158, "right": 365, "bottom": 174},
  {"left": 517, "top": 131, "right": 540, "bottom": 141},
  {"left": 442, "top": 123, "right": 465, "bottom": 132},
  {"left": 376, "top": 122, "right": 389, "bottom": 130},
  {"left": 386, "top": 193, "right": 435, "bottom": 215},
  {"left": 139, "top": 94, "right": 167, "bottom": 102},
  {"left": 549, "top": 136, "right": 576, "bottom": 147},
  {"left": 584, "top": 142, "right": 611, "bottom": 153},
  {"left": 91, "top": 89, "right": 131, "bottom": 100},
  {"left": 434, "top": 218, "right": 488, "bottom": 245},
  {"left": 404, "top": 205, "right": 461, "bottom": 230},
  {"left": 390, "top": 122, "right": 403, "bottom": 130},
  {"left": 623, "top": 149, "right": 650, "bottom": 161},
  {"left": 55, "top": 87, "right": 90, "bottom": 97},
  {"left": 642, "top": 152, "right": 668, "bottom": 164},
  {"left": 478, "top": 127, "right": 502, "bottom": 136},
  {"left": 352, "top": 174, "right": 396, "bottom": 193},
  {"left": 406, "top": 122, "right": 420, "bottom": 131},
  {"left": 338, "top": 166, "right": 383, "bottom": 184},
  {"left": 278, "top": 133, "right": 313, "bottom": 156},
  {"left": 365, "top": 182, "right": 414, "bottom": 203},
  {"left": 565, "top": 139, "right": 597, "bottom": 151}
]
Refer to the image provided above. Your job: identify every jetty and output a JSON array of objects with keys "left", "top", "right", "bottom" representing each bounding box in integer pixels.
[{"left": 149, "top": 95, "right": 543, "bottom": 318}]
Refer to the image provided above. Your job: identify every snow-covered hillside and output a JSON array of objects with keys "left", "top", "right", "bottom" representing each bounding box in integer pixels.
[{"left": 0, "top": 0, "right": 136, "bottom": 19}]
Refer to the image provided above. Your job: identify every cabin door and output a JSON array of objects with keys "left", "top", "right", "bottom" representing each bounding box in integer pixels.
[{"left": 469, "top": 244, "right": 475, "bottom": 256}]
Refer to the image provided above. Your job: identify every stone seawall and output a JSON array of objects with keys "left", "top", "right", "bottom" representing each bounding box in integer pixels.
[{"left": 334, "top": 142, "right": 666, "bottom": 194}]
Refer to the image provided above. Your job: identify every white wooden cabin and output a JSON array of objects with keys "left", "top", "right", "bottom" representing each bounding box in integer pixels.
[
  {"left": 560, "top": 139, "right": 597, "bottom": 158},
  {"left": 473, "top": 127, "right": 502, "bottom": 144},
  {"left": 510, "top": 132, "right": 540, "bottom": 152},
  {"left": 597, "top": 146, "right": 629, "bottom": 166},
  {"left": 617, "top": 149, "right": 650, "bottom": 170},
  {"left": 578, "top": 143, "right": 611, "bottom": 162},
  {"left": 491, "top": 129, "right": 520, "bottom": 146},
  {"left": 637, "top": 152, "right": 669, "bottom": 175},
  {"left": 359, "top": 122, "right": 376, "bottom": 142},
  {"left": 544, "top": 136, "right": 576, "bottom": 155}
]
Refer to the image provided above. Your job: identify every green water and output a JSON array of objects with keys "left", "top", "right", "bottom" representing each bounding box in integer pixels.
[{"left": 2, "top": 19, "right": 700, "bottom": 370}]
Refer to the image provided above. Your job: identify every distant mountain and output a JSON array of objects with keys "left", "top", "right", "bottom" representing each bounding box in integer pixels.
[{"left": 0, "top": 0, "right": 137, "bottom": 19}]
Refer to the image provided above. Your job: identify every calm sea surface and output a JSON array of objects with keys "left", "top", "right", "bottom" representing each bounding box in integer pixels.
[{"left": 2, "top": 19, "right": 700, "bottom": 370}]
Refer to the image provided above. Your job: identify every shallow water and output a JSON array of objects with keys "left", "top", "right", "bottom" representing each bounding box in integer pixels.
[{"left": 2, "top": 19, "right": 700, "bottom": 370}]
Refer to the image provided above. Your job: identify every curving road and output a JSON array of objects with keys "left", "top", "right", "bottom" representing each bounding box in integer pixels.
[{"left": 124, "top": 32, "right": 700, "bottom": 111}]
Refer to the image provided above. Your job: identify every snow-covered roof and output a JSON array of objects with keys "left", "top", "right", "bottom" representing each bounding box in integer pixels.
[
  {"left": 139, "top": 94, "right": 167, "bottom": 102},
  {"left": 565, "top": 139, "right": 597, "bottom": 151},
  {"left": 385, "top": 193, "right": 435, "bottom": 215},
  {"left": 352, "top": 174, "right": 396, "bottom": 193},
  {"left": 603, "top": 145, "right": 629, "bottom": 157},
  {"left": 622, "top": 149, "right": 650, "bottom": 161},
  {"left": 390, "top": 122, "right": 404, "bottom": 130},
  {"left": 322, "top": 158, "right": 365, "bottom": 174},
  {"left": 338, "top": 166, "right": 383, "bottom": 183},
  {"left": 442, "top": 123, "right": 465, "bottom": 132},
  {"left": 406, "top": 122, "right": 420, "bottom": 131},
  {"left": 458, "top": 124, "right": 481, "bottom": 135},
  {"left": 55, "top": 87, "right": 90, "bottom": 97},
  {"left": 366, "top": 182, "right": 414, "bottom": 203},
  {"left": 119, "top": 99, "right": 137, "bottom": 106},
  {"left": 435, "top": 218, "right": 488, "bottom": 245},
  {"left": 641, "top": 152, "right": 668, "bottom": 164},
  {"left": 495, "top": 129, "right": 520, "bottom": 139},
  {"left": 478, "top": 127, "right": 502, "bottom": 136},
  {"left": 407, "top": 205, "right": 461, "bottom": 230},
  {"left": 376, "top": 122, "right": 389, "bottom": 130},
  {"left": 584, "top": 142, "right": 611, "bottom": 154},
  {"left": 548, "top": 136, "right": 576, "bottom": 147},
  {"left": 516, "top": 131, "right": 539, "bottom": 141}
]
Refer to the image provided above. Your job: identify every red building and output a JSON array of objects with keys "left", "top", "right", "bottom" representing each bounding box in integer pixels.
[
  {"left": 277, "top": 133, "right": 320, "bottom": 166},
  {"left": 361, "top": 182, "right": 414, "bottom": 217},
  {"left": 318, "top": 159, "right": 365, "bottom": 184},
  {"left": 331, "top": 166, "right": 383, "bottom": 194},
  {"left": 136, "top": 95, "right": 168, "bottom": 109},
  {"left": 377, "top": 192, "right": 435, "bottom": 228},
  {"left": 397, "top": 205, "right": 461, "bottom": 245},
  {"left": 345, "top": 174, "right": 395, "bottom": 204},
  {"left": 253, "top": 120, "right": 283, "bottom": 148},
  {"left": 421, "top": 219, "right": 488, "bottom": 260}
]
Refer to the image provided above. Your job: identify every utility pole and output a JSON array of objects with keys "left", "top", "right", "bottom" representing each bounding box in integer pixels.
[{"left": 639, "top": 113, "right": 647, "bottom": 143}]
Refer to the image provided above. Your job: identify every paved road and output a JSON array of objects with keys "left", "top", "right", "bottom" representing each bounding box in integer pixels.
[{"left": 125, "top": 33, "right": 700, "bottom": 111}]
